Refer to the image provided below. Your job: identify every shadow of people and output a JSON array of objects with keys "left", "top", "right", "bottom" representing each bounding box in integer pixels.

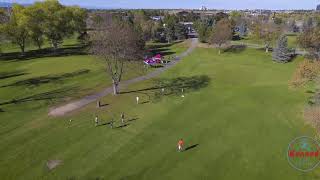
[
  {"left": 140, "top": 101, "right": 150, "bottom": 105},
  {"left": 99, "top": 103, "right": 109, "bottom": 107},
  {"left": 98, "top": 122, "right": 111, "bottom": 127},
  {"left": 184, "top": 144, "right": 199, "bottom": 152},
  {"left": 127, "top": 118, "right": 139, "bottom": 122},
  {"left": 115, "top": 124, "right": 130, "bottom": 129}
]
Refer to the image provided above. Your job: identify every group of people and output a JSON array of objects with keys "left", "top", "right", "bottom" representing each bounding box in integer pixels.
[
  {"left": 95, "top": 97, "right": 186, "bottom": 152},
  {"left": 94, "top": 112, "right": 125, "bottom": 129}
]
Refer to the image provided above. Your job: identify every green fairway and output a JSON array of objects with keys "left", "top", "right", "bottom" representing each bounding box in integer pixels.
[
  {"left": 1, "top": 44, "right": 320, "bottom": 179},
  {"left": 233, "top": 34, "right": 298, "bottom": 49}
]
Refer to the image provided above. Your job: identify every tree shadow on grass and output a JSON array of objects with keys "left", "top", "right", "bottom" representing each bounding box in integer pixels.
[
  {"left": 0, "top": 70, "right": 29, "bottom": 80},
  {"left": 0, "top": 45, "right": 87, "bottom": 62},
  {"left": 223, "top": 45, "right": 247, "bottom": 53},
  {"left": 0, "top": 87, "right": 77, "bottom": 107},
  {"left": 146, "top": 41, "right": 183, "bottom": 50},
  {"left": 149, "top": 48, "right": 175, "bottom": 57},
  {"left": 120, "top": 75, "right": 210, "bottom": 98},
  {"left": 0, "top": 69, "right": 90, "bottom": 88},
  {"left": 306, "top": 90, "right": 315, "bottom": 94},
  {"left": 147, "top": 41, "right": 183, "bottom": 57}
]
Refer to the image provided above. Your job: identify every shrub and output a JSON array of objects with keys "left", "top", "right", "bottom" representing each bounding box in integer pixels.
[
  {"left": 304, "top": 106, "right": 320, "bottom": 132},
  {"left": 290, "top": 60, "right": 320, "bottom": 87}
]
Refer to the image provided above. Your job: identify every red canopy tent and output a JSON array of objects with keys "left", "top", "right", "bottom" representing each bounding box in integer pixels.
[{"left": 154, "top": 54, "right": 162, "bottom": 59}]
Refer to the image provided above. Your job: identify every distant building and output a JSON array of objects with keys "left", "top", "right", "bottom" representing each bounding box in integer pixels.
[
  {"left": 180, "top": 22, "right": 193, "bottom": 32},
  {"left": 179, "top": 22, "right": 197, "bottom": 38},
  {"left": 295, "top": 20, "right": 304, "bottom": 32},
  {"left": 317, "top": 4, "right": 320, "bottom": 11},
  {"left": 177, "top": 11, "right": 190, "bottom": 17},
  {"left": 151, "top": 16, "right": 164, "bottom": 21},
  {"left": 200, "top": 6, "right": 207, "bottom": 11}
]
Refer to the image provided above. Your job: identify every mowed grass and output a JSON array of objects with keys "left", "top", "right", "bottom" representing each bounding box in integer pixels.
[
  {"left": 234, "top": 34, "right": 298, "bottom": 48},
  {"left": 0, "top": 39, "right": 188, "bottom": 179},
  {"left": 0, "top": 35, "right": 80, "bottom": 53},
  {"left": 1, "top": 43, "right": 320, "bottom": 179}
]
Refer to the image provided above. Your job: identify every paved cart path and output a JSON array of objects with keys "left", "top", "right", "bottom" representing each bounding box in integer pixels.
[{"left": 49, "top": 38, "right": 198, "bottom": 117}]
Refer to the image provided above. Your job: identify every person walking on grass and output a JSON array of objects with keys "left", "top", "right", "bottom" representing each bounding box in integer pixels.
[
  {"left": 178, "top": 139, "right": 184, "bottom": 152},
  {"left": 136, "top": 96, "right": 139, "bottom": 104},
  {"left": 110, "top": 119, "right": 114, "bottom": 129},
  {"left": 121, "top": 112, "right": 125, "bottom": 124},
  {"left": 95, "top": 115, "right": 99, "bottom": 127}
]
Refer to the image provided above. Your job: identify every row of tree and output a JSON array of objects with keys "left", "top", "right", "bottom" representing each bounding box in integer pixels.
[
  {"left": 0, "top": 0, "right": 87, "bottom": 54},
  {"left": 195, "top": 13, "right": 294, "bottom": 62},
  {"left": 91, "top": 10, "right": 189, "bottom": 43}
]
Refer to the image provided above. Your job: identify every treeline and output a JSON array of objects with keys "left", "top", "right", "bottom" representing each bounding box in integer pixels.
[
  {"left": 298, "top": 25, "right": 320, "bottom": 60},
  {"left": 194, "top": 11, "right": 282, "bottom": 48},
  {"left": 0, "top": 0, "right": 87, "bottom": 54},
  {"left": 91, "top": 10, "right": 194, "bottom": 43}
]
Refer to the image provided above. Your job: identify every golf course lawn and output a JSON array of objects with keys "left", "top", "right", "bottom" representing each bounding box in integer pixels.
[
  {"left": 233, "top": 34, "right": 298, "bottom": 48},
  {"left": 1, "top": 45, "right": 320, "bottom": 179}
]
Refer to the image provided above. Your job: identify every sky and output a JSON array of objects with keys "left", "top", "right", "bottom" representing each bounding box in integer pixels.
[{"left": 6, "top": 0, "right": 320, "bottom": 9}]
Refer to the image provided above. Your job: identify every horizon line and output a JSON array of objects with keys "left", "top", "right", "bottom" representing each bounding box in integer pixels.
[{"left": 0, "top": 2, "right": 316, "bottom": 11}]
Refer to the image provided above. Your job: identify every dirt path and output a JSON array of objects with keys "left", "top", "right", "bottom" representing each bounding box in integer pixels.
[{"left": 49, "top": 38, "right": 198, "bottom": 117}]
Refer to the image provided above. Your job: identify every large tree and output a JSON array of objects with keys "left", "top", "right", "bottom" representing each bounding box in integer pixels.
[
  {"left": 252, "top": 22, "right": 280, "bottom": 52},
  {"left": 174, "top": 23, "right": 187, "bottom": 40},
  {"left": 209, "top": 18, "right": 233, "bottom": 54},
  {"left": 298, "top": 27, "right": 320, "bottom": 60},
  {"left": 2, "top": 4, "right": 29, "bottom": 55},
  {"left": 150, "top": 21, "right": 164, "bottom": 42},
  {"left": 0, "top": 9, "right": 8, "bottom": 24},
  {"left": 24, "top": 3, "right": 45, "bottom": 50},
  {"left": 71, "top": 6, "right": 87, "bottom": 34},
  {"left": 237, "top": 19, "right": 248, "bottom": 37},
  {"left": 194, "top": 17, "right": 215, "bottom": 43},
  {"left": 163, "top": 14, "right": 179, "bottom": 43},
  {"left": 302, "top": 17, "right": 313, "bottom": 32},
  {"left": 90, "top": 21, "right": 145, "bottom": 95},
  {"left": 0, "top": 9, "right": 9, "bottom": 54},
  {"left": 40, "top": 0, "right": 75, "bottom": 50},
  {"left": 68, "top": 6, "right": 88, "bottom": 42},
  {"left": 272, "top": 35, "right": 292, "bottom": 63},
  {"left": 1, "top": 1, "right": 87, "bottom": 54},
  {"left": 287, "top": 19, "right": 299, "bottom": 33},
  {"left": 131, "top": 10, "right": 154, "bottom": 41},
  {"left": 194, "top": 20, "right": 210, "bottom": 43}
]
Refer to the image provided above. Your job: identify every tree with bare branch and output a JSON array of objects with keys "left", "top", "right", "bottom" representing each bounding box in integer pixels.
[
  {"left": 251, "top": 21, "right": 281, "bottom": 53},
  {"left": 209, "top": 18, "right": 233, "bottom": 54},
  {"left": 90, "top": 21, "right": 145, "bottom": 95}
]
